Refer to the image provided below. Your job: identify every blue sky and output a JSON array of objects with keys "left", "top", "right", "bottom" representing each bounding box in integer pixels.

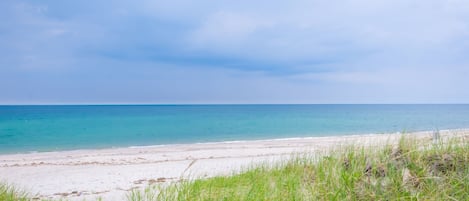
[{"left": 1, "top": 0, "right": 469, "bottom": 104}]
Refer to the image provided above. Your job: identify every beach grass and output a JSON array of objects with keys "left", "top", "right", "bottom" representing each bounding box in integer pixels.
[
  {"left": 129, "top": 135, "right": 469, "bottom": 201},
  {"left": 0, "top": 183, "right": 29, "bottom": 201}
]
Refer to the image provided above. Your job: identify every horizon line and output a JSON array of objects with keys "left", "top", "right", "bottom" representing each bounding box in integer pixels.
[{"left": 1, "top": 103, "right": 468, "bottom": 106}]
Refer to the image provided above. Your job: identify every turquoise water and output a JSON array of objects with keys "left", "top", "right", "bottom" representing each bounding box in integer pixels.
[{"left": 1, "top": 105, "right": 469, "bottom": 153}]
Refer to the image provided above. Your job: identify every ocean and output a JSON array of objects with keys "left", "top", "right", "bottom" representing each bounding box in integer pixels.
[{"left": 1, "top": 104, "right": 469, "bottom": 154}]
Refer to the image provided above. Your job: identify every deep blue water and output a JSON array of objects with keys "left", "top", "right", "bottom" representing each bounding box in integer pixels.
[{"left": 1, "top": 104, "right": 469, "bottom": 153}]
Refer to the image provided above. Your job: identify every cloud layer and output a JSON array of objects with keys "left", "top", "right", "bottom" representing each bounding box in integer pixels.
[{"left": 1, "top": 0, "right": 469, "bottom": 103}]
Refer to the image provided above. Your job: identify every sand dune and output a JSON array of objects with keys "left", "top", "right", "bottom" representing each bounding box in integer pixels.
[{"left": 1, "top": 129, "right": 468, "bottom": 200}]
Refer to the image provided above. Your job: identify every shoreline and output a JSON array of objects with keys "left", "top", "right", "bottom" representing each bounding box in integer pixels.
[
  {"left": 2, "top": 128, "right": 467, "bottom": 155},
  {"left": 1, "top": 128, "right": 469, "bottom": 200}
]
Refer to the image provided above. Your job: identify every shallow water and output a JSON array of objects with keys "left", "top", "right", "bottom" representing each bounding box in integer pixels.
[{"left": 1, "top": 104, "right": 468, "bottom": 153}]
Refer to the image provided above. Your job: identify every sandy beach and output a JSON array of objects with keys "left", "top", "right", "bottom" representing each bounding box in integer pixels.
[{"left": 1, "top": 129, "right": 468, "bottom": 201}]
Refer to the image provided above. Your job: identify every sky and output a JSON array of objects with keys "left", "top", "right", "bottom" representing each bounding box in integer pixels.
[{"left": 1, "top": 0, "right": 469, "bottom": 104}]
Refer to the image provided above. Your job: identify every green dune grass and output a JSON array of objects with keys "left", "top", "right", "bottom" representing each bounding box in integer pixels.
[
  {"left": 0, "top": 183, "right": 28, "bottom": 201},
  {"left": 129, "top": 136, "right": 469, "bottom": 201}
]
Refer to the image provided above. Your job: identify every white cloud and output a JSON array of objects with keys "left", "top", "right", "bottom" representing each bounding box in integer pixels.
[
  {"left": 181, "top": 0, "right": 469, "bottom": 69},
  {"left": 190, "top": 11, "right": 274, "bottom": 49}
]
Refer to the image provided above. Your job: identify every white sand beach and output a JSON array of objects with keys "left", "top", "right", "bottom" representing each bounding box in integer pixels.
[{"left": 1, "top": 129, "right": 468, "bottom": 201}]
